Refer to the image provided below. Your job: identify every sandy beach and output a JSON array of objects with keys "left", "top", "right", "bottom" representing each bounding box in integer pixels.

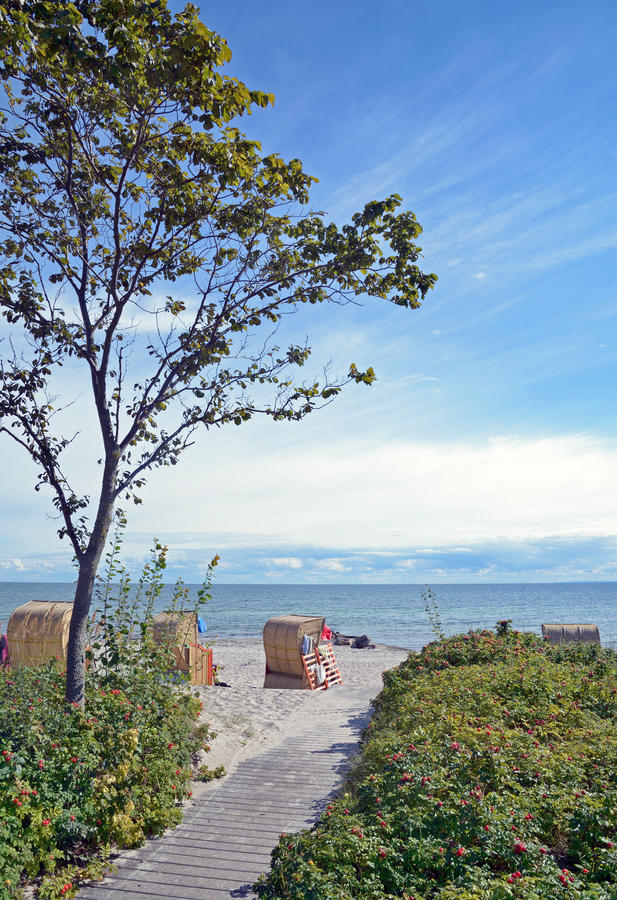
[{"left": 191, "top": 638, "right": 409, "bottom": 796}]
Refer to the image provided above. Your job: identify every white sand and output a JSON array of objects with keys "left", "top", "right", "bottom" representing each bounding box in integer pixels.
[{"left": 191, "top": 638, "right": 409, "bottom": 796}]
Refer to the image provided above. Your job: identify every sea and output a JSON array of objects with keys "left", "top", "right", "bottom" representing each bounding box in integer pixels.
[{"left": 1, "top": 582, "right": 617, "bottom": 650}]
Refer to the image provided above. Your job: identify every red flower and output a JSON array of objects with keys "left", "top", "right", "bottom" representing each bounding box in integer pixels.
[
  {"left": 513, "top": 841, "right": 527, "bottom": 854},
  {"left": 455, "top": 847, "right": 465, "bottom": 856}
]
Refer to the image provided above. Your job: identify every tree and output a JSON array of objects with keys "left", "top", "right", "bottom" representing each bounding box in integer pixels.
[{"left": 0, "top": 0, "right": 437, "bottom": 705}]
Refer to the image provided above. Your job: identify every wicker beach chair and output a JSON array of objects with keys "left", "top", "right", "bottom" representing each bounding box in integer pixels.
[
  {"left": 541, "top": 623, "right": 600, "bottom": 645},
  {"left": 6, "top": 601, "right": 73, "bottom": 668},
  {"left": 263, "top": 614, "right": 324, "bottom": 689},
  {"left": 150, "top": 612, "right": 213, "bottom": 685}
]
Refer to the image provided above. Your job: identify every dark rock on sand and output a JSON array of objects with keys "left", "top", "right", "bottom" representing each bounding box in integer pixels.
[
  {"left": 332, "top": 631, "right": 375, "bottom": 649},
  {"left": 332, "top": 632, "right": 352, "bottom": 645},
  {"left": 352, "top": 634, "right": 375, "bottom": 649}
]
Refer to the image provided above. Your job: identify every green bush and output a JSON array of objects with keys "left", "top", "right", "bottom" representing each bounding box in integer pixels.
[
  {"left": 256, "top": 630, "right": 617, "bottom": 899},
  {"left": 0, "top": 532, "right": 217, "bottom": 900}
]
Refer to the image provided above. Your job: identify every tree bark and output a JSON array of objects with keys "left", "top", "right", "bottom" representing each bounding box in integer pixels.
[{"left": 65, "top": 459, "right": 118, "bottom": 707}]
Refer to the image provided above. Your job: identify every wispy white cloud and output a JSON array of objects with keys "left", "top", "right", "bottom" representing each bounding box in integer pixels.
[
  {"left": 0, "top": 558, "right": 26, "bottom": 571},
  {"left": 415, "top": 548, "right": 473, "bottom": 556},
  {"left": 0, "top": 556, "right": 56, "bottom": 574},
  {"left": 270, "top": 557, "right": 303, "bottom": 569},
  {"left": 316, "top": 559, "right": 348, "bottom": 572}
]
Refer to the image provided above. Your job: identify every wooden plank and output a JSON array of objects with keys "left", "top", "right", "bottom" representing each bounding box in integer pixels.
[
  {"left": 171, "top": 815, "right": 303, "bottom": 832},
  {"left": 139, "top": 852, "right": 267, "bottom": 874},
  {"left": 145, "top": 855, "right": 263, "bottom": 879},
  {"left": 186, "top": 804, "right": 307, "bottom": 821},
  {"left": 195, "top": 793, "right": 308, "bottom": 809},
  {"left": 78, "top": 886, "right": 251, "bottom": 900},
  {"left": 161, "top": 829, "right": 309, "bottom": 850},
  {"left": 159, "top": 825, "right": 311, "bottom": 849},
  {"left": 148, "top": 839, "right": 271, "bottom": 865},
  {"left": 107, "top": 865, "right": 265, "bottom": 890},
  {"left": 92, "top": 873, "right": 256, "bottom": 896}
]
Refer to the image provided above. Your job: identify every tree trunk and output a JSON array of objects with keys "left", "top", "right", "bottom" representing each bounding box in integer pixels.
[
  {"left": 65, "top": 555, "right": 99, "bottom": 707},
  {"left": 65, "top": 460, "right": 118, "bottom": 707}
]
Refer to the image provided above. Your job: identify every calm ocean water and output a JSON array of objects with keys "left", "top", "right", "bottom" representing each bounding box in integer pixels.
[{"left": 1, "top": 582, "right": 617, "bottom": 650}]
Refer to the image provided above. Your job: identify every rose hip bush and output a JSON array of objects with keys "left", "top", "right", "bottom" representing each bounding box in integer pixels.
[
  {"left": 0, "top": 661, "right": 207, "bottom": 899},
  {"left": 256, "top": 630, "right": 617, "bottom": 899},
  {"left": 0, "top": 536, "right": 216, "bottom": 900}
]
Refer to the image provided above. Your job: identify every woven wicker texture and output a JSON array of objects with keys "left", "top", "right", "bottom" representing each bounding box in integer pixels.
[
  {"left": 7, "top": 601, "right": 73, "bottom": 668},
  {"left": 262, "top": 615, "right": 325, "bottom": 687},
  {"left": 541, "top": 623, "right": 600, "bottom": 644}
]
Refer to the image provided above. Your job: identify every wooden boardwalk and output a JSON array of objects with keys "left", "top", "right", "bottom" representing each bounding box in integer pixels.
[{"left": 77, "top": 685, "right": 375, "bottom": 900}]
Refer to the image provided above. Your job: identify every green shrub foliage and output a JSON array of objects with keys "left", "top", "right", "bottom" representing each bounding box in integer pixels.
[
  {"left": 0, "top": 533, "right": 215, "bottom": 899},
  {"left": 256, "top": 630, "right": 617, "bottom": 899}
]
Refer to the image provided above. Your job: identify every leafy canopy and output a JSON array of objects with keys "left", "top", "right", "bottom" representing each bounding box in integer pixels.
[{"left": 0, "top": 0, "right": 436, "bottom": 559}]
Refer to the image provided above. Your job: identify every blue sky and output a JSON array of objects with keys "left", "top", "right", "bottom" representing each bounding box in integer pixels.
[{"left": 2, "top": 0, "right": 617, "bottom": 582}]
